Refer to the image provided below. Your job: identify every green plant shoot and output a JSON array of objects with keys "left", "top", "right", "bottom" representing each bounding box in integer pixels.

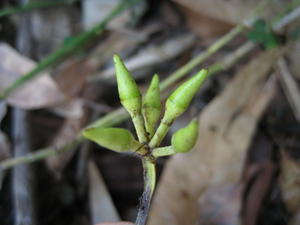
[
  {"left": 113, "top": 54, "right": 148, "bottom": 143},
  {"left": 149, "top": 69, "right": 208, "bottom": 148},
  {"left": 142, "top": 74, "right": 161, "bottom": 138},
  {"left": 82, "top": 54, "right": 208, "bottom": 225}
]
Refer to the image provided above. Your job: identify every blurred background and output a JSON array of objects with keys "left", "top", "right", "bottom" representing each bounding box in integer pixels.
[{"left": 0, "top": 0, "right": 300, "bottom": 225}]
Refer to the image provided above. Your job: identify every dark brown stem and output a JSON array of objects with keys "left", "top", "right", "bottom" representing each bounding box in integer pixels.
[{"left": 135, "top": 158, "right": 156, "bottom": 225}]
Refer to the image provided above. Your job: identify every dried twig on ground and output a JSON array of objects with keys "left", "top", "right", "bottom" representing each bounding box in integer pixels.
[
  {"left": 12, "top": 109, "right": 35, "bottom": 225},
  {"left": 276, "top": 58, "right": 300, "bottom": 122}
]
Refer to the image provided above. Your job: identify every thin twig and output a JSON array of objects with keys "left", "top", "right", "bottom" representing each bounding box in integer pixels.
[
  {"left": 0, "top": 0, "right": 140, "bottom": 99},
  {"left": 159, "top": 25, "right": 244, "bottom": 90},
  {"left": 277, "top": 58, "right": 300, "bottom": 122},
  {"left": 272, "top": 5, "right": 300, "bottom": 31},
  {"left": 0, "top": 0, "right": 77, "bottom": 17},
  {"left": 12, "top": 109, "right": 35, "bottom": 225},
  {"left": 0, "top": 138, "right": 82, "bottom": 171},
  {"left": 208, "top": 41, "right": 256, "bottom": 75},
  {"left": 135, "top": 158, "right": 156, "bottom": 225}
]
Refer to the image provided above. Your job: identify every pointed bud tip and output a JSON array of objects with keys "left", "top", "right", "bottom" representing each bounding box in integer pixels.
[
  {"left": 113, "top": 53, "right": 121, "bottom": 63},
  {"left": 192, "top": 69, "right": 209, "bottom": 83},
  {"left": 199, "top": 68, "right": 208, "bottom": 75},
  {"left": 113, "top": 54, "right": 142, "bottom": 113},
  {"left": 142, "top": 73, "right": 161, "bottom": 136},
  {"left": 153, "top": 74, "right": 159, "bottom": 82},
  {"left": 148, "top": 74, "right": 160, "bottom": 90},
  {"left": 164, "top": 69, "right": 208, "bottom": 120}
]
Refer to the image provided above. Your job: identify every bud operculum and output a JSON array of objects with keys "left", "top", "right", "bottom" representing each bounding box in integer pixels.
[
  {"left": 171, "top": 119, "right": 199, "bottom": 153},
  {"left": 149, "top": 69, "right": 207, "bottom": 148},
  {"left": 164, "top": 69, "right": 208, "bottom": 122},
  {"left": 113, "top": 54, "right": 148, "bottom": 143},
  {"left": 142, "top": 74, "right": 161, "bottom": 137},
  {"left": 113, "top": 54, "right": 142, "bottom": 117}
]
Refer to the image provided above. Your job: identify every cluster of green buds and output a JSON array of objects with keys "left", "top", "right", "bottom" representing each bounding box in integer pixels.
[
  {"left": 83, "top": 54, "right": 208, "bottom": 158},
  {"left": 82, "top": 54, "right": 208, "bottom": 225}
]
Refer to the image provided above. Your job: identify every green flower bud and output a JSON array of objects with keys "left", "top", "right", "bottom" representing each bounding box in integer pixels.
[
  {"left": 113, "top": 54, "right": 142, "bottom": 116},
  {"left": 165, "top": 69, "right": 208, "bottom": 121},
  {"left": 171, "top": 119, "right": 199, "bottom": 153},
  {"left": 149, "top": 69, "right": 207, "bottom": 148},
  {"left": 82, "top": 127, "right": 141, "bottom": 153},
  {"left": 142, "top": 74, "right": 161, "bottom": 137}
]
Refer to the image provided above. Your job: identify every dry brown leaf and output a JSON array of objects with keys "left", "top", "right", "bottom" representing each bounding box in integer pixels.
[
  {"left": 238, "top": 130, "right": 278, "bottom": 225},
  {"left": 53, "top": 58, "right": 93, "bottom": 98},
  {"left": 177, "top": 5, "right": 233, "bottom": 40},
  {"left": 197, "top": 184, "right": 242, "bottom": 225},
  {"left": 279, "top": 150, "right": 300, "bottom": 214},
  {"left": 45, "top": 99, "right": 85, "bottom": 178},
  {"left": 0, "top": 43, "right": 65, "bottom": 109},
  {"left": 172, "top": 0, "right": 287, "bottom": 26},
  {"left": 88, "top": 160, "right": 120, "bottom": 224},
  {"left": 148, "top": 49, "right": 282, "bottom": 225}
]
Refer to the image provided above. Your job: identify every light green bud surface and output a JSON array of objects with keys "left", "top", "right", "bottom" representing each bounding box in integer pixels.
[
  {"left": 171, "top": 119, "right": 199, "bottom": 153},
  {"left": 113, "top": 54, "right": 142, "bottom": 116},
  {"left": 149, "top": 69, "right": 207, "bottom": 148},
  {"left": 142, "top": 74, "right": 161, "bottom": 137},
  {"left": 82, "top": 127, "right": 141, "bottom": 152},
  {"left": 165, "top": 69, "right": 208, "bottom": 120}
]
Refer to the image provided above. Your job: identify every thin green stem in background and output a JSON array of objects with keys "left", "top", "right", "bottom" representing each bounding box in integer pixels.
[
  {"left": 0, "top": 0, "right": 77, "bottom": 17},
  {"left": 86, "top": 107, "right": 128, "bottom": 129},
  {"left": 159, "top": 25, "right": 244, "bottom": 90},
  {"left": 0, "top": 0, "right": 140, "bottom": 99},
  {"left": 0, "top": 138, "right": 82, "bottom": 172}
]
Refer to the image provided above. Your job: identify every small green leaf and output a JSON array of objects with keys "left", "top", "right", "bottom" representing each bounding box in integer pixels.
[
  {"left": 165, "top": 69, "right": 208, "bottom": 121},
  {"left": 142, "top": 74, "right": 161, "bottom": 137},
  {"left": 171, "top": 119, "right": 199, "bottom": 153},
  {"left": 82, "top": 127, "right": 141, "bottom": 152},
  {"left": 113, "top": 54, "right": 142, "bottom": 116},
  {"left": 247, "top": 19, "right": 279, "bottom": 49}
]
